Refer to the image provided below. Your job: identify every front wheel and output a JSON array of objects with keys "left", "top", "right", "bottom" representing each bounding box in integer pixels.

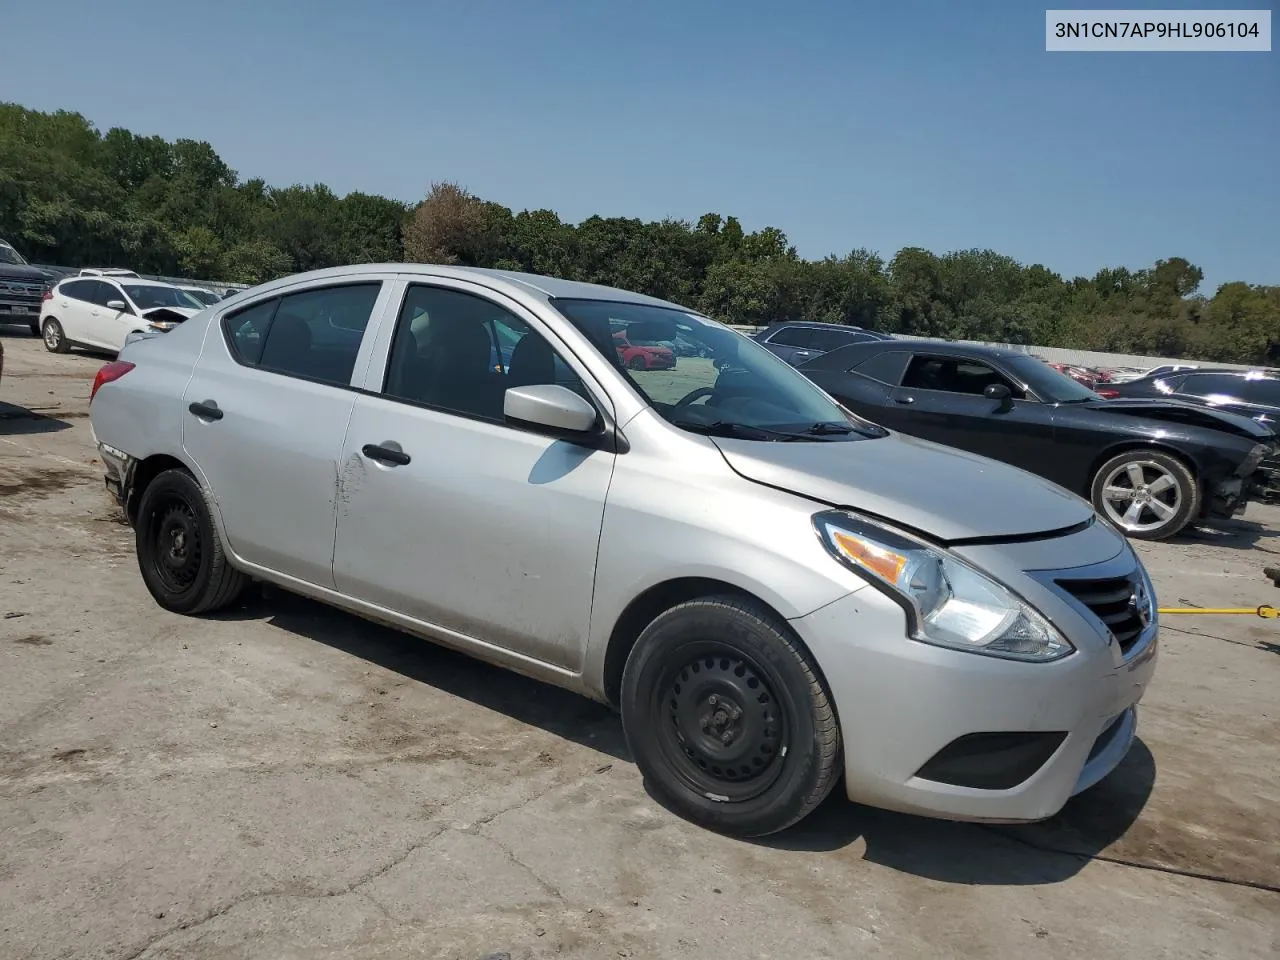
[
  {"left": 29, "top": 318, "right": 40, "bottom": 337},
  {"left": 135, "top": 468, "right": 248, "bottom": 614},
  {"left": 628, "top": 355, "right": 647, "bottom": 371},
  {"left": 42, "top": 317, "right": 69, "bottom": 353},
  {"left": 1091, "top": 450, "right": 1199, "bottom": 541},
  {"left": 620, "top": 596, "right": 842, "bottom": 837}
]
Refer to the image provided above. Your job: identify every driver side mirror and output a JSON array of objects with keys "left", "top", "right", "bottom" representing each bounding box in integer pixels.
[
  {"left": 983, "top": 382, "right": 1014, "bottom": 409},
  {"left": 106, "top": 299, "right": 130, "bottom": 313},
  {"left": 504, "top": 384, "right": 599, "bottom": 440}
]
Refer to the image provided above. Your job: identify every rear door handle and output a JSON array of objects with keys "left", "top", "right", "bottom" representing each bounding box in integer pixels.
[
  {"left": 894, "top": 395, "right": 915, "bottom": 405},
  {"left": 188, "top": 401, "right": 224, "bottom": 421},
  {"left": 362, "top": 443, "right": 411, "bottom": 466}
]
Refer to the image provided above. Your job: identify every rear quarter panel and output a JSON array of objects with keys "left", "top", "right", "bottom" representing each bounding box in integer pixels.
[{"left": 89, "top": 318, "right": 205, "bottom": 465}]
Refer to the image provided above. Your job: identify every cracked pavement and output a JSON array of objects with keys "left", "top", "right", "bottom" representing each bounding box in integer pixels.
[{"left": 2, "top": 331, "right": 1278, "bottom": 959}]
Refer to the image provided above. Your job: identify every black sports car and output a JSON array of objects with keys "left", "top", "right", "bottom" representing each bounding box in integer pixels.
[{"left": 796, "top": 340, "right": 1277, "bottom": 540}]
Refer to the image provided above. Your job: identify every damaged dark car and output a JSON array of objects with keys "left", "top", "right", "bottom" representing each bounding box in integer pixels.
[{"left": 795, "top": 339, "right": 1277, "bottom": 540}]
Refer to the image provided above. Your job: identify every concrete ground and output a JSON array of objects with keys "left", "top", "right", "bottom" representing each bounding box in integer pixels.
[{"left": 1, "top": 328, "right": 1277, "bottom": 960}]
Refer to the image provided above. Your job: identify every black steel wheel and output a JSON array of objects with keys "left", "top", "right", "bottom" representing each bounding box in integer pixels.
[
  {"left": 135, "top": 467, "right": 248, "bottom": 615},
  {"left": 621, "top": 595, "right": 841, "bottom": 837}
]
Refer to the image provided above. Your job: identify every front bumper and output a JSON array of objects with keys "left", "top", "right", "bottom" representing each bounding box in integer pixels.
[{"left": 790, "top": 532, "right": 1158, "bottom": 823}]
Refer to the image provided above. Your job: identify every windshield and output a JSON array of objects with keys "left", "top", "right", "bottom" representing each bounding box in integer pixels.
[
  {"left": 0, "top": 244, "right": 27, "bottom": 265},
  {"left": 1003, "top": 354, "right": 1099, "bottom": 402},
  {"left": 551, "top": 298, "right": 881, "bottom": 441},
  {"left": 123, "top": 285, "right": 201, "bottom": 310}
]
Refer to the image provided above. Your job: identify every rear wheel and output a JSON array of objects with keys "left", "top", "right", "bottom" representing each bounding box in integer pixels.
[
  {"left": 629, "top": 355, "right": 647, "bottom": 371},
  {"left": 620, "top": 596, "right": 841, "bottom": 837},
  {"left": 28, "top": 318, "right": 39, "bottom": 337},
  {"left": 42, "top": 317, "right": 69, "bottom": 353},
  {"left": 1091, "top": 451, "right": 1198, "bottom": 541},
  {"left": 135, "top": 468, "right": 248, "bottom": 614}
]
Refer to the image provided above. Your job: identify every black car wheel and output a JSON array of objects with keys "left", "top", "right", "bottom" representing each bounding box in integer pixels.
[
  {"left": 1090, "top": 451, "right": 1199, "bottom": 541},
  {"left": 28, "top": 318, "right": 40, "bottom": 337},
  {"left": 135, "top": 468, "right": 248, "bottom": 614},
  {"left": 629, "top": 356, "right": 647, "bottom": 371},
  {"left": 42, "top": 317, "right": 69, "bottom": 354},
  {"left": 620, "top": 596, "right": 841, "bottom": 837}
]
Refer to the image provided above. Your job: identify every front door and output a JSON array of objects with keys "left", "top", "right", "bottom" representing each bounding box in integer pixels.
[
  {"left": 889, "top": 353, "right": 1059, "bottom": 472},
  {"left": 181, "top": 279, "right": 392, "bottom": 587},
  {"left": 333, "top": 279, "right": 615, "bottom": 672}
]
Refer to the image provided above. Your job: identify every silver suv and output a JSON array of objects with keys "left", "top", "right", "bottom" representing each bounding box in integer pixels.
[{"left": 88, "top": 265, "right": 1159, "bottom": 836}]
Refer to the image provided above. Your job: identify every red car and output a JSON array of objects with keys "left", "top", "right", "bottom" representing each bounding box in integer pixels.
[{"left": 613, "top": 330, "right": 676, "bottom": 371}]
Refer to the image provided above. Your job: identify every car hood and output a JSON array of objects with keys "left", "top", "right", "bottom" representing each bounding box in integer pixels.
[
  {"left": 712, "top": 432, "right": 1095, "bottom": 543},
  {"left": 0, "top": 262, "right": 51, "bottom": 282},
  {"left": 1084, "top": 397, "right": 1273, "bottom": 441},
  {"left": 141, "top": 306, "right": 198, "bottom": 321}
]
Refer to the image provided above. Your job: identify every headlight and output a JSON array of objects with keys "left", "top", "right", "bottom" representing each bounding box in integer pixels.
[
  {"left": 812, "top": 510, "right": 1074, "bottom": 663},
  {"left": 147, "top": 321, "right": 176, "bottom": 332}
]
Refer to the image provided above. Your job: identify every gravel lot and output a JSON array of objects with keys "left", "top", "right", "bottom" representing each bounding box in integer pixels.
[{"left": 2, "top": 328, "right": 1278, "bottom": 960}]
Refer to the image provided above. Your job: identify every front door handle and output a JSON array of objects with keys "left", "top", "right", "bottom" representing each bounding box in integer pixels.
[
  {"left": 188, "top": 401, "right": 223, "bottom": 421},
  {"left": 362, "top": 443, "right": 411, "bottom": 466},
  {"left": 894, "top": 395, "right": 915, "bottom": 405}
]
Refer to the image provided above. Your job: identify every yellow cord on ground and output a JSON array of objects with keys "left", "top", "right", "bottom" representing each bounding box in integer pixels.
[{"left": 1158, "top": 605, "right": 1279, "bottom": 618}]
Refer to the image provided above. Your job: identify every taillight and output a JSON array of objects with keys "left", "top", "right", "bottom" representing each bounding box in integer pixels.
[
  {"left": 90, "top": 360, "right": 135, "bottom": 403},
  {"left": 1095, "top": 388, "right": 1120, "bottom": 399},
  {"left": 42, "top": 289, "right": 53, "bottom": 301}
]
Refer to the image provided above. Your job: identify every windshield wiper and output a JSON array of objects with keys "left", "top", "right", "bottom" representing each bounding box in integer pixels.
[
  {"left": 671, "top": 420, "right": 810, "bottom": 441},
  {"left": 805, "top": 421, "right": 856, "bottom": 435}
]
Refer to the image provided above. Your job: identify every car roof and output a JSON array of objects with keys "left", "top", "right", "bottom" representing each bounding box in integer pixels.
[
  {"left": 825, "top": 338, "right": 1030, "bottom": 361},
  {"left": 766, "top": 320, "right": 874, "bottom": 332},
  {"left": 230, "top": 263, "right": 693, "bottom": 313}
]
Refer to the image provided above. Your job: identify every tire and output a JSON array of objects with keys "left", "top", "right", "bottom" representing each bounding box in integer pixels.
[
  {"left": 629, "top": 356, "right": 647, "bottom": 371},
  {"left": 28, "top": 318, "right": 40, "bottom": 337},
  {"left": 42, "top": 317, "right": 69, "bottom": 354},
  {"left": 134, "top": 467, "right": 248, "bottom": 614},
  {"left": 1090, "top": 450, "right": 1199, "bottom": 541},
  {"left": 620, "top": 595, "right": 841, "bottom": 837}
]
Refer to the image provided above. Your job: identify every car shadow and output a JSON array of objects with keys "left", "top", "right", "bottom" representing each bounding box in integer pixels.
[
  {"left": 211, "top": 588, "right": 632, "bottom": 762},
  {"left": 736, "top": 738, "right": 1156, "bottom": 885},
  {"left": 214, "top": 588, "right": 1156, "bottom": 885},
  {"left": 0, "top": 400, "right": 72, "bottom": 435},
  {"left": 1173, "top": 516, "right": 1280, "bottom": 551}
]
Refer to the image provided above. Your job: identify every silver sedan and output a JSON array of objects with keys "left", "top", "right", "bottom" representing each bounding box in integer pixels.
[{"left": 88, "top": 264, "right": 1158, "bottom": 836}]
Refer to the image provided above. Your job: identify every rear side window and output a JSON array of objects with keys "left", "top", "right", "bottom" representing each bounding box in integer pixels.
[
  {"left": 59, "top": 279, "right": 95, "bottom": 302},
  {"left": 1238, "top": 378, "right": 1280, "bottom": 406},
  {"left": 809, "top": 328, "right": 858, "bottom": 352},
  {"left": 222, "top": 283, "right": 381, "bottom": 386},
  {"left": 765, "top": 326, "right": 813, "bottom": 348},
  {"left": 849, "top": 350, "right": 910, "bottom": 385},
  {"left": 223, "top": 299, "right": 279, "bottom": 365}
]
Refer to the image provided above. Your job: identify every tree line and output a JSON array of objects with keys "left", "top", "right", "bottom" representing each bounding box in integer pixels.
[{"left": 2, "top": 102, "right": 1276, "bottom": 364}]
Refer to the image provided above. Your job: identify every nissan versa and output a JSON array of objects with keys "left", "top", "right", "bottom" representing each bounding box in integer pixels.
[{"left": 88, "top": 265, "right": 1159, "bottom": 837}]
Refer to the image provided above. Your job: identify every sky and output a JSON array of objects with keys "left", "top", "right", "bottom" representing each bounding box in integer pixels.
[{"left": 1, "top": 0, "right": 1276, "bottom": 293}]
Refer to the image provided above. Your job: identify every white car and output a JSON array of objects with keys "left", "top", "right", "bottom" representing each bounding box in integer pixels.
[
  {"left": 40, "top": 277, "right": 204, "bottom": 355},
  {"left": 87, "top": 263, "right": 1157, "bottom": 837}
]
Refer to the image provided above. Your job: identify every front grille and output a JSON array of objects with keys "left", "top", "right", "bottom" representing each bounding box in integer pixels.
[
  {"left": 0, "top": 280, "right": 43, "bottom": 299},
  {"left": 1055, "top": 575, "right": 1145, "bottom": 655}
]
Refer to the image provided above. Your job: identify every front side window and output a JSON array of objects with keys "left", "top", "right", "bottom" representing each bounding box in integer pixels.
[
  {"left": 550, "top": 299, "right": 876, "bottom": 441},
  {"left": 903, "top": 355, "right": 1026, "bottom": 399},
  {"left": 383, "top": 284, "right": 587, "bottom": 422},
  {"left": 91, "top": 281, "right": 124, "bottom": 309},
  {"left": 764, "top": 326, "right": 813, "bottom": 348}
]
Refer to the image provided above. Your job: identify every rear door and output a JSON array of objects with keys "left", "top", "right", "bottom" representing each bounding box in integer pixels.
[
  {"left": 889, "top": 353, "right": 1059, "bottom": 471},
  {"left": 1176, "top": 372, "right": 1280, "bottom": 427},
  {"left": 52, "top": 280, "right": 98, "bottom": 344},
  {"left": 181, "top": 276, "right": 396, "bottom": 587}
]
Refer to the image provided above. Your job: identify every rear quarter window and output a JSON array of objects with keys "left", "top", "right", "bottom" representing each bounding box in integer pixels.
[{"left": 849, "top": 350, "right": 910, "bottom": 385}]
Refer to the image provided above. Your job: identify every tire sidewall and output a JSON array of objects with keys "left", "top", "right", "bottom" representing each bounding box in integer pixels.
[
  {"left": 1091, "top": 450, "right": 1196, "bottom": 540},
  {"left": 42, "top": 318, "right": 65, "bottom": 353},
  {"left": 134, "top": 469, "right": 221, "bottom": 613},
  {"left": 620, "top": 601, "right": 830, "bottom": 836}
]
